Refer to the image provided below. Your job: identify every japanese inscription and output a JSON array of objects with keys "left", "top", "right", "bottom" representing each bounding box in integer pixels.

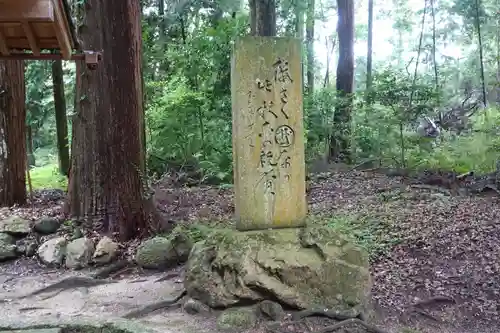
[
  {"left": 231, "top": 36, "right": 307, "bottom": 230},
  {"left": 249, "top": 58, "right": 296, "bottom": 196}
]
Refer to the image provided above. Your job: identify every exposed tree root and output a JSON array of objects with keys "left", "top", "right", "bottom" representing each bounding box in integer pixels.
[
  {"left": 314, "top": 318, "right": 388, "bottom": 333},
  {"left": 91, "top": 259, "right": 134, "bottom": 279},
  {"left": 292, "top": 308, "right": 362, "bottom": 321},
  {"left": 18, "top": 277, "right": 117, "bottom": 299},
  {"left": 154, "top": 272, "right": 180, "bottom": 283},
  {"left": 121, "top": 289, "right": 187, "bottom": 319}
]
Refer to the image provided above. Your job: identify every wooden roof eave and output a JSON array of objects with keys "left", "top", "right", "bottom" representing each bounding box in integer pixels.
[{"left": 0, "top": 0, "right": 89, "bottom": 62}]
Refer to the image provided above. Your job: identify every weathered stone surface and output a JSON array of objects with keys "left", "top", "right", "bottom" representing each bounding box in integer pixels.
[
  {"left": 0, "top": 232, "right": 17, "bottom": 261},
  {"left": 231, "top": 36, "right": 307, "bottom": 230},
  {"left": 0, "top": 216, "right": 31, "bottom": 235},
  {"left": 136, "top": 233, "right": 193, "bottom": 269},
  {"left": 257, "top": 300, "right": 285, "bottom": 321},
  {"left": 66, "top": 237, "right": 95, "bottom": 269},
  {"left": 37, "top": 236, "right": 67, "bottom": 266},
  {"left": 93, "top": 236, "right": 119, "bottom": 265},
  {"left": 183, "top": 298, "right": 210, "bottom": 315},
  {"left": 185, "top": 226, "right": 371, "bottom": 315},
  {"left": 33, "top": 216, "right": 61, "bottom": 234},
  {"left": 216, "top": 307, "right": 257, "bottom": 330}
]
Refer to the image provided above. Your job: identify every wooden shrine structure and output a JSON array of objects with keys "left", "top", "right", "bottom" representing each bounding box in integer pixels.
[{"left": 0, "top": 0, "right": 100, "bottom": 67}]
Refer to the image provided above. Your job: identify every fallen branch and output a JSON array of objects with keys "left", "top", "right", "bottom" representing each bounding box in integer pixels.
[
  {"left": 121, "top": 289, "right": 187, "bottom": 319},
  {"left": 410, "top": 295, "right": 456, "bottom": 307},
  {"left": 409, "top": 184, "right": 452, "bottom": 196}
]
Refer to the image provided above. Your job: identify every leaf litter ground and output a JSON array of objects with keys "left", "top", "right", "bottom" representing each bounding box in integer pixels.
[{"left": 1, "top": 171, "right": 500, "bottom": 333}]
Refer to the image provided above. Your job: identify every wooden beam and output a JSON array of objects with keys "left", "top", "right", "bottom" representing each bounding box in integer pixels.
[
  {"left": 51, "top": 0, "right": 72, "bottom": 59},
  {"left": 0, "top": 28, "right": 9, "bottom": 56},
  {"left": 21, "top": 21, "right": 40, "bottom": 56},
  {"left": 0, "top": 0, "right": 54, "bottom": 22},
  {"left": 0, "top": 51, "right": 102, "bottom": 62}
]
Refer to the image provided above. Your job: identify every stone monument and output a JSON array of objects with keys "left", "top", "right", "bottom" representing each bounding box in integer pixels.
[{"left": 231, "top": 36, "right": 307, "bottom": 231}]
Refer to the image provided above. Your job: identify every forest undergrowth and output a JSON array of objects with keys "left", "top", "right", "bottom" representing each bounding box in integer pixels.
[{"left": 3, "top": 167, "right": 500, "bottom": 333}]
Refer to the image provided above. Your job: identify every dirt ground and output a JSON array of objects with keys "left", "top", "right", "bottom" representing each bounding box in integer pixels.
[{"left": 1, "top": 170, "right": 500, "bottom": 333}]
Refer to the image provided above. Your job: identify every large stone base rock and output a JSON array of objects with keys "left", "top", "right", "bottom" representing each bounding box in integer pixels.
[{"left": 184, "top": 226, "right": 371, "bottom": 316}]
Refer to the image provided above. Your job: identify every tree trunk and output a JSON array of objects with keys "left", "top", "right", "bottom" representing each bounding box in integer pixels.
[
  {"left": 249, "top": 0, "right": 276, "bottom": 36},
  {"left": 474, "top": 0, "right": 487, "bottom": 107},
  {"left": 365, "top": 0, "right": 373, "bottom": 103},
  {"left": 328, "top": 0, "right": 354, "bottom": 163},
  {"left": 0, "top": 60, "right": 27, "bottom": 206},
  {"left": 26, "top": 125, "right": 35, "bottom": 167},
  {"left": 430, "top": 0, "right": 438, "bottom": 96},
  {"left": 68, "top": 0, "right": 149, "bottom": 241},
  {"left": 306, "top": 0, "right": 315, "bottom": 94},
  {"left": 52, "top": 59, "right": 70, "bottom": 176}
]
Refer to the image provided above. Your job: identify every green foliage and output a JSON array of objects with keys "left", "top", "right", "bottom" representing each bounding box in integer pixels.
[
  {"left": 308, "top": 214, "right": 402, "bottom": 261},
  {"left": 23, "top": 0, "right": 500, "bottom": 192},
  {"left": 30, "top": 164, "right": 68, "bottom": 190}
]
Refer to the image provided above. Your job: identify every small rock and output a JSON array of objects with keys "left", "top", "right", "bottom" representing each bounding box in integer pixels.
[
  {"left": 136, "top": 233, "right": 193, "bottom": 269},
  {"left": 37, "top": 237, "right": 67, "bottom": 266},
  {"left": 216, "top": 307, "right": 257, "bottom": 330},
  {"left": 0, "top": 232, "right": 15, "bottom": 244},
  {"left": 25, "top": 240, "right": 38, "bottom": 257},
  {"left": 258, "top": 300, "right": 285, "bottom": 321},
  {"left": 183, "top": 298, "right": 210, "bottom": 315},
  {"left": 65, "top": 237, "right": 95, "bottom": 269},
  {"left": 33, "top": 217, "right": 61, "bottom": 234},
  {"left": 93, "top": 236, "right": 119, "bottom": 265},
  {"left": 0, "top": 232, "right": 17, "bottom": 261},
  {"left": 15, "top": 238, "right": 38, "bottom": 257},
  {"left": 0, "top": 215, "right": 31, "bottom": 235}
]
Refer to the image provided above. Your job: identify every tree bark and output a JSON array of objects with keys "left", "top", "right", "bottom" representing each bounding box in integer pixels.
[
  {"left": 328, "top": 0, "right": 354, "bottom": 163},
  {"left": 249, "top": 0, "right": 276, "bottom": 36},
  {"left": 473, "top": 0, "right": 487, "bottom": 107},
  {"left": 0, "top": 60, "right": 27, "bottom": 206},
  {"left": 68, "top": 0, "right": 149, "bottom": 241},
  {"left": 52, "top": 59, "right": 70, "bottom": 176},
  {"left": 306, "top": 0, "right": 315, "bottom": 94}
]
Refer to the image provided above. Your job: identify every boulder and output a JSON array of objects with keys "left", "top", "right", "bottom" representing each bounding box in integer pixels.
[
  {"left": 183, "top": 298, "right": 210, "bottom": 315},
  {"left": 93, "top": 236, "right": 119, "bottom": 265},
  {"left": 37, "top": 237, "right": 67, "bottom": 266},
  {"left": 33, "top": 217, "right": 61, "bottom": 234},
  {"left": 0, "top": 233, "right": 17, "bottom": 261},
  {"left": 0, "top": 216, "right": 31, "bottom": 236},
  {"left": 258, "top": 300, "right": 285, "bottom": 321},
  {"left": 185, "top": 226, "right": 371, "bottom": 316},
  {"left": 65, "top": 237, "right": 95, "bottom": 269},
  {"left": 136, "top": 233, "right": 193, "bottom": 269}
]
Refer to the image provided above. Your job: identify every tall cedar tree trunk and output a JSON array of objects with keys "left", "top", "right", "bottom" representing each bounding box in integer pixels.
[
  {"left": 328, "top": 0, "right": 354, "bottom": 163},
  {"left": 52, "top": 59, "right": 70, "bottom": 176},
  {"left": 365, "top": 0, "right": 373, "bottom": 104},
  {"left": 250, "top": 0, "right": 276, "bottom": 36},
  {"left": 474, "top": 0, "right": 487, "bottom": 107},
  {"left": 0, "top": 60, "right": 27, "bottom": 206},
  {"left": 306, "top": 0, "right": 315, "bottom": 94},
  {"left": 68, "top": 0, "right": 149, "bottom": 241}
]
